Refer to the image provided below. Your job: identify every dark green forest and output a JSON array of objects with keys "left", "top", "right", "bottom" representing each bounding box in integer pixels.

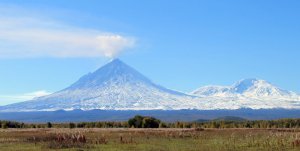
[{"left": 1, "top": 115, "right": 300, "bottom": 129}]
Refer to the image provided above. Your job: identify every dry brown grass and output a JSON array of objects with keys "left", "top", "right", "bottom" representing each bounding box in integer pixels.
[{"left": 0, "top": 128, "right": 300, "bottom": 151}]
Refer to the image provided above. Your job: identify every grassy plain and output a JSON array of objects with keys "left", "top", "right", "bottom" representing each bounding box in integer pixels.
[{"left": 0, "top": 128, "right": 300, "bottom": 151}]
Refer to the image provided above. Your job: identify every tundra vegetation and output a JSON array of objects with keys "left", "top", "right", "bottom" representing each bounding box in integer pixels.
[{"left": 0, "top": 116, "right": 299, "bottom": 151}]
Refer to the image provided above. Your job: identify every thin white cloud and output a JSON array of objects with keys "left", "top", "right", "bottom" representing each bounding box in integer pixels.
[
  {"left": 0, "top": 90, "right": 52, "bottom": 106},
  {"left": 0, "top": 6, "right": 136, "bottom": 58}
]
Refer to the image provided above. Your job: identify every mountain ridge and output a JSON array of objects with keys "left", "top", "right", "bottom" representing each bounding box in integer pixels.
[
  {"left": 1, "top": 59, "right": 300, "bottom": 112},
  {"left": 192, "top": 78, "right": 299, "bottom": 97},
  {"left": 191, "top": 78, "right": 300, "bottom": 110}
]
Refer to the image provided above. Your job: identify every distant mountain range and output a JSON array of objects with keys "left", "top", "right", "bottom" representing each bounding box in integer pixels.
[
  {"left": 191, "top": 78, "right": 300, "bottom": 110},
  {"left": 195, "top": 116, "right": 247, "bottom": 123},
  {"left": 1, "top": 59, "right": 300, "bottom": 112}
]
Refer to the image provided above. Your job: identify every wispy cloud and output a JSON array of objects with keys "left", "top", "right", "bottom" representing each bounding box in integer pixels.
[
  {"left": 0, "top": 6, "right": 136, "bottom": 58},
  {"left": 0, "top": 90, "right": 52, "bottom": 106}
]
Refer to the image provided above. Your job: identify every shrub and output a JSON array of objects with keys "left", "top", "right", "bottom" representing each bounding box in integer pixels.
[
  {"left": 159, "top": 122, "right": 167, "bottom": 128},
  {"left": 128, "top": 115, "right": 161, "bottom": 128},
  {"left": 47, "top": 122, "right": 52, "bottom": 128},
  {"left": 69, "top": 123, "right": 76, "bottom": 129},
  {"left": 1, "top": 122, "right": 8, "bottom": 129},
  {"left": 142, "top": 117, "right": 160, "bottom": 128}
]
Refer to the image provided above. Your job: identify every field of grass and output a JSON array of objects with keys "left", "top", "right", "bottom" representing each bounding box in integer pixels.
[{"left": 0, "top": 128, "right": 300, "bottom": 151}]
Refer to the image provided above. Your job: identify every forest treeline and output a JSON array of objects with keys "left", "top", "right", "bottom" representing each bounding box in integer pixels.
[{"left": 1, "top": 115, "right": 300, "bottom": 129}]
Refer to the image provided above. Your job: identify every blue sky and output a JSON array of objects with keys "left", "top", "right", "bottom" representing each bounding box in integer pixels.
[{"left": 0, "top": 0, "right": 300, "bottom": 105}]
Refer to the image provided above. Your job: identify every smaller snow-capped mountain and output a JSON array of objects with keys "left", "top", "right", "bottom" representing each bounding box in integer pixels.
[
  {"left": 191, "top": 78, "right": 300, "bottom": 110},
  {"left": 192, "top": 78, "right": 298, "bottom": 98},
  {"left": 232, "top": 78, "right": 298, "bottom": 98}
]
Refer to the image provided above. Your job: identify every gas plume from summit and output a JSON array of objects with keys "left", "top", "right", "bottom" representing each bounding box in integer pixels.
[{"left": 0, "top": 6, "right": 135, "bottom": 59}]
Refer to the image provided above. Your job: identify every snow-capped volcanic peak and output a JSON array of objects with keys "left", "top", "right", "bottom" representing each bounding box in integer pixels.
[
  {"left": 232, "top": 78, "right": 261, "bottom": 93},
  {"left": 233, "top": 78, "right": 294, "bottom": 98},
  {"left": 67, "top": 59, "right": 184, "bottom": 96},
  {"left": 190, "top": 78, "right": 300, "bottom": 110},
  {"left": 1, "top": 59, "right": 193, "bottom": 112},
  {"left": 68, "top": 59, "right": 153, "bottom": 89},
  {"left": 191, "top": 78, "right": 296, "bottom": 98}
]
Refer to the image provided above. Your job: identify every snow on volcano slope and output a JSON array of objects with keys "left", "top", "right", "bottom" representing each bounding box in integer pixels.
[
  {"left": 191, "top": 78, "right": 300, "bottom": 109},
  {"left": 1, "top": 60, "right": 300, "bottom": 112},
  {"left": 0, "top": 59, "right": 195, "bottom": 112}
]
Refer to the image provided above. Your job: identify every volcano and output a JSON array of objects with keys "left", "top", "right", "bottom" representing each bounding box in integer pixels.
[
  {"left": 1, "top": 59, "right": 300, "bottom": 112},
  {"left": 1, "top": 59, "right": 194, "bottom": 111}
]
